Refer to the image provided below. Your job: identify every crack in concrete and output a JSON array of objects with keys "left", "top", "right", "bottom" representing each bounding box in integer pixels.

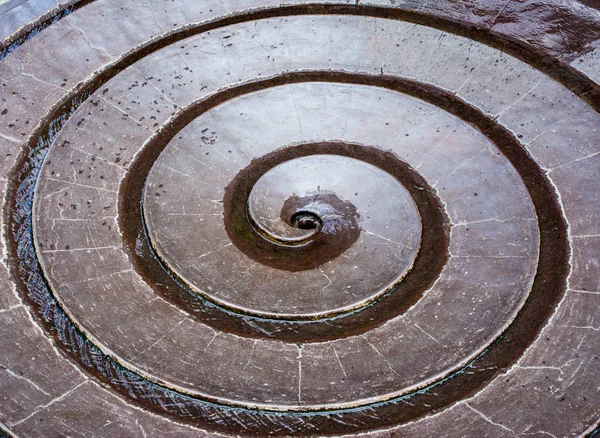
[
  {"left": 465, "top": 403, "right": 518, "bottom": 435},
  {"left": 9, "top": 380, "right": 88, "bottom": 427},
  {"left": 3, "top": 367, "right": 51, "bottom": 396},
  {"left": 332, "top": 345, "right": 347, "bottom": 379},
  {"left": 367, "top": 341, "right": 401, "bottom": 378},
  {"left": 413, "top": 322, "right": 443, "bottom": 346}
]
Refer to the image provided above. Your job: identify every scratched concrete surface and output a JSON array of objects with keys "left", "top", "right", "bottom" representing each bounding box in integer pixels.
[{"left": 0, "top": 0, "right": 599, "bottom": 437}]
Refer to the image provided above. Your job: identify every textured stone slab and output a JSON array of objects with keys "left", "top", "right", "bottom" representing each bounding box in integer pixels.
[
  {"left": 549, "top": 153, "right": 600, "bottom": 237},
  {"left": 572, "top": 41, "right": 600, "bottom": 83},
  {"left": 0, "top": 307, "right": 86, "bottom": 427},
  {"left": 0, "top": 0, "right": 599, "bottom": 436},
  {"left": 0, "top": 0, "right": 57, "bottom": 40},
  {"left": 0, "top": 55, "right": 66, "bottom": 140},
  {"left": 9, "top": 381, "right": 218, "bottom": 438},
  {"left": 33, "top": 71, "right": 538, "bottom": 409}
]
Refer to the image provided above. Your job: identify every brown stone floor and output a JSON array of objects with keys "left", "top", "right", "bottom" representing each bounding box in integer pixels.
[{"left": 0, "top": 0, "right": 599, "bottom": 436}]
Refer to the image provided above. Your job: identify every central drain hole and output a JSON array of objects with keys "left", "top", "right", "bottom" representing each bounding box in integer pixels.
[{"left": 291, "top": 211, "right": 322, "bottom": 230}]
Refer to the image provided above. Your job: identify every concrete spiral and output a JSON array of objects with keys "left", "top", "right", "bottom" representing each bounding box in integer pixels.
[{"left": 0, "top": 1, "right": 599, "bottom": 436}]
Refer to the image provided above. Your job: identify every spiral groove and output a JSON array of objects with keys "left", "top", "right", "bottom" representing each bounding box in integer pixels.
[{"left": 0, "top": 2, "right": 598, "bottom": 437}]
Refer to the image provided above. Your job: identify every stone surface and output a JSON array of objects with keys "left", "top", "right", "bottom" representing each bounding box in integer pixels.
[
  {"left": 0, "top": 0, "right": 58, "bottom": 41},
  {"left": 31, "top": 77, "right": 538, "bottom": 408},
  {"left": 0, "top": 0, "right": 598, "bottom": 436},
  {"left": 148, "top": 151, "right": 422, "bottom": 316}
]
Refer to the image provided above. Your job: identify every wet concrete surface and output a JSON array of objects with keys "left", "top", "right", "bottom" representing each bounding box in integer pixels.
[{"left": 0, "top": 0, "right": 599, "bottom": 437}]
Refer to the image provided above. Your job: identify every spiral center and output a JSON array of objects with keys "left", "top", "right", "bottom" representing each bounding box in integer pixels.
[{"left": 291, "top": 211, "right": 322, "bottom": 230}]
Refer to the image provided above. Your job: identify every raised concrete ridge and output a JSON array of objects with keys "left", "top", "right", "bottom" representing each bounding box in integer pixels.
[{"left": 0, "top": 1, "right": 599, "bottom": 436}]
